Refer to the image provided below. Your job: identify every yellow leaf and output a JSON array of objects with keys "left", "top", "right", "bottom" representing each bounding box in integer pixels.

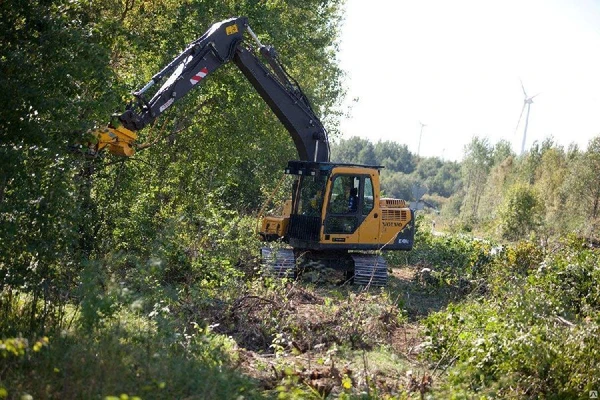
[{"left": 342, "top": 375, "right": 352, "bottom": 389}]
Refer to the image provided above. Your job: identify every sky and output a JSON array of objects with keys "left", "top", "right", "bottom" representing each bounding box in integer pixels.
[{"left": 337, "top": 0, "right": 600, "bottom": 161}]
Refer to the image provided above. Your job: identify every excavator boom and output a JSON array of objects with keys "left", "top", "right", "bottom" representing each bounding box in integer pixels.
[{"left": 93, "top": 17, "right": 328, "bottom": 162}]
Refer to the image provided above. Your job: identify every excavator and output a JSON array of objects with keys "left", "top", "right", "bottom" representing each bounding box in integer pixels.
[{"left": 90, "top": 17, "right": 415, "bottom": 286}]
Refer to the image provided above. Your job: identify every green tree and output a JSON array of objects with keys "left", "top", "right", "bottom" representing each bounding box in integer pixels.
[
  {"left": 0, "top": 0, "right": 347, "bottom": 334},
  {"left": 563, "top": 136, "right": 600, "bottom": 238},
  {"left": 373, "top": 140, "right": 415, "bottom": 173},
  {"left": 331, "top": 136, "right": 374, "bottom": 164},
  {"left": 477, "top": 156, "right": 516, "bottom": 228},
  {"left": 498, "top": 184, "right": 544, "bottom": 240},
  {"left": 0, "top": 0, "right": 122, "bottom": 332},
  {"left": 428, "top": 161, "right": 462, "bottom": 197},
  {"left": 460, "top": 137, "right": 493, "bottom": 218},
  {"left": 534, "top": 146, "right": 569, "bottom": 235},
  {"left": 491, "top": 139, "right": 514, "bottom": 166},
  {"left": 380, "top": 171, "right": 417, "bottom": 200}
]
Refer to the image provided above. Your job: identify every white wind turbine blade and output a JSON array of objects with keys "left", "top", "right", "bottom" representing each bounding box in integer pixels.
[{"left": 520, "top": 79, "right": 528, "bottom": 98}]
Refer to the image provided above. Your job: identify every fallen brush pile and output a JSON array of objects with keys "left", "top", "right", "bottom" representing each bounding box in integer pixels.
[
  {"left": 177, "top": 278, "right": 434, "bottom": 397},
  {"left": 214, "top": 283, "right": 402, "bottom": 353}
]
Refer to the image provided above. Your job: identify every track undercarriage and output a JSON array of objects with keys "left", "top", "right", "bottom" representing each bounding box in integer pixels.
[{"left": 260, "top": 247, "right": 388, "bottom": 287}]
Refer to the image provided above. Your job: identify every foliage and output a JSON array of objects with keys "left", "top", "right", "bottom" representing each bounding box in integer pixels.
[
  {"left": 1, "top": 310, "right": 262, "bottom": 399},
  {"left": 423, "top": 238, "right": 600, "bottom": 398},
  {"left": 497, "top": 183, "right": 544, "bottom": 240},
  {"left": 3, "top": 0, "right": 600, "bottom": 397},
  {"left": 387, "top": 219, "right": 495, "bottom": 290},
  {"left": 460, "top": 137, "right": 494, "bottom": 220},
  {"left": 0, "top": 0, "right": 346, "bottom": 397},
  {"left": 330, "top": 136, "right": 461, "bottom": 201}
]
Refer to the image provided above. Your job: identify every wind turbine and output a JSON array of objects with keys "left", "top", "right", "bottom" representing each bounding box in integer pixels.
[
  {"left": 417, "top": 121, "right": 427, "bottom": 157},
  {"left": 514, "top": 80, "right": 539, "bottom": 155}
]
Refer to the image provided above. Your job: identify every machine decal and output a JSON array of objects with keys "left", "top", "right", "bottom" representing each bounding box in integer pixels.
[
  {"left": 383, "top": 221, "right": 404, "bottom": 227},
  {"left": 159, "top": 98, "right": 175, "bottom": 112},
  {"left": 190, "top": 67, "right": 209, "bottom": 85},
  {"left": 226, "top": 24, "right": 239, "bottom": 35}
]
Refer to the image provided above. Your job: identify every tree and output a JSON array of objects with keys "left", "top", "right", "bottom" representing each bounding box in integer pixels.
[
  {"left": 498, "top": 184, "right": 544, "bottom": 240},
  {"left": 331, "top": 136, "right": 375, "bottom": 164},
  {"left": 477, "top": 156, "right": 515, "bottom": 227},
  {"left": 0, "top": 0, "right": 347, "bottom": 333},
  {"left": 460, "top": 137, "right": 493, "bottom": 218},
  {"left": 534, "top": 146, "right": 569, "bottom": 235},
  {"left": 373, "top": 140, "right": 415, "bottom": 173},
  {"left": 427, "top": 161, "right": 462, "bottom": 197},
  {"left": 563, "top": 136, "right": 600, "bottom": 238},
  {"left": 380, "top": 171, "right": 417, "bottom": 200},
  {"left": 492, "top": 139, "right": 514, "bottom": 166},
  {"left": 0, "top": 0, "right": 122, "bottom": 332}
]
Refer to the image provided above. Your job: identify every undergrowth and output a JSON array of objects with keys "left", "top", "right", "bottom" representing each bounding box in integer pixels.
[
  {"left": 0, "top": 307, "right": 262, "bottom": 399},
  {"left": 3, "top": 206, "right": 599, "bottom": 398},
  {"left": 422, "top": 236, "right": 600, "bottom": 398}
]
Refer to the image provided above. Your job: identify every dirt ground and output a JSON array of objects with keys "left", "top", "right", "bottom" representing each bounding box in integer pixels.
[{"left": 230, "top": 266, "right": 445, "bottom": 398}]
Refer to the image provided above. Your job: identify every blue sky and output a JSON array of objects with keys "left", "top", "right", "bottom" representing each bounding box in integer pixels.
[{"left": 337, "top": 0, "right": 600, "bottom": 160}]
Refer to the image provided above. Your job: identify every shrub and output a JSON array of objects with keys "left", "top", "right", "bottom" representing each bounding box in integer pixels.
[{"left": 423, "top": 239, "right": 600, "bottom": 397}]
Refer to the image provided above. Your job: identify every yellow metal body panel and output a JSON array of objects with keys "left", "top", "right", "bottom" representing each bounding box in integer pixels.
[
  {"left": 261, "top": 216, "right": 289, "bottom": 238},
  {"left": 92, "top": 126, "right": 137, "bottom": 157},
  {"left": 319, "top": 166, "right": 412, "bottom": 247},
  {"left": 259, "top": 200, "right": 291, "bottom": 239},
  {"left": 378, "top": 201, "right": 413, "bottom": 245}
]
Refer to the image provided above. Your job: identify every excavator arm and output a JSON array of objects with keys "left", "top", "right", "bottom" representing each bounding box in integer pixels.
[{"left": 92, "top": 16, "right": 329, "bottom": 162}]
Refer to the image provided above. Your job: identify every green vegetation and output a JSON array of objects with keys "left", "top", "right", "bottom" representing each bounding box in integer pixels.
[
  {"left": 422, "top": 236, "right": 600, "bottom": 398},
  {"left": 332, "top": 135, "right": 600, "bottom": 242},
  {"left": 2, "top": 0, "right": 600, "bottom": 398}
]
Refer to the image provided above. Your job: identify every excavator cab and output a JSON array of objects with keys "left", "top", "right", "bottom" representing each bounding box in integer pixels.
[{"left": 260, "top": 161, "right": 415, "bottom": 285}]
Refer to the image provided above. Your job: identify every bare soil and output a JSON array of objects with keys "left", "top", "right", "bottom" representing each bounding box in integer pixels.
[{"left": 227, "top": 266, "right": 445, "bottom": 397}]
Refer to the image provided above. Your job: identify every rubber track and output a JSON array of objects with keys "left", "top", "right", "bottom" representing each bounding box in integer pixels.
[
  {"left": 261, "top": 248, "right": 295, "bottom": 278},
  {"left": 351, "top": 254, "right": 387, "bottom": 287}
]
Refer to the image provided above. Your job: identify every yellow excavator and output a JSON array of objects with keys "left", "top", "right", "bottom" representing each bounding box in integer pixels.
[{"left": 89, "top": 17, "right": 415, "bottom": 286}]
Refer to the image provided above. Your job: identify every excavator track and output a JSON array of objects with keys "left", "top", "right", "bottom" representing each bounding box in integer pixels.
[
  {"left": 351, "top": 254, "right": 388, "bottom": 287},
  {"left": 261, "top": 248, "right": 296, "bottom": 278}
]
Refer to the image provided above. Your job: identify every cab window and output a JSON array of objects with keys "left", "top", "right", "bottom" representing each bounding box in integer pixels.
[
  {"left": 328, "top": 175, "right": 360, "bottom": 214},
  {"left": 324, "top": 175, "right": 361, "bottom": 234},
  {"left": 363, "top": 177, "right": 374, "bottom": 215}
]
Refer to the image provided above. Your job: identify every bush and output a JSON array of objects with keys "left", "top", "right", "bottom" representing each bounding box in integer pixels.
[
  {"left": 387, "top": 220, "right": 496, "bottom": 290},
  {"left": 423, "top": 238, "right": 600, "bottom": 397},
  {"left": 0, "top": 316, "right": 262, "bottom": 399},
  {"left": 498, "top": 184, "right": 544, "bottom": 240}
]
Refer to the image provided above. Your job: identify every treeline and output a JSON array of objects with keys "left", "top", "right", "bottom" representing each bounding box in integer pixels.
[
  {"left": 331, "top": 136, "right": 462, "bottom": 200},
  {"left": 331, "top": 135, "right": 600, "bottom": 241}
]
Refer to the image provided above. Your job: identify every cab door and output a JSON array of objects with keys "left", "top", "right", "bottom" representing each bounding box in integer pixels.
[
  {"left": 323, "top": 174, "right": 362, "bottom": 235},
  {"left": 322, "top": 173, "right": 379, "bottom": 244},
  {"left": 354, "top": 174, "right": 380, "bottom": 245}
]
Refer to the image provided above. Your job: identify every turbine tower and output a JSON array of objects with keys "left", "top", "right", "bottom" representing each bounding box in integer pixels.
[
  {"left": 515, "top": 80, "right": 539, "bottom": 155},
  {"left": 417, "top": 121, "right": 427, "bottom": 157}
]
